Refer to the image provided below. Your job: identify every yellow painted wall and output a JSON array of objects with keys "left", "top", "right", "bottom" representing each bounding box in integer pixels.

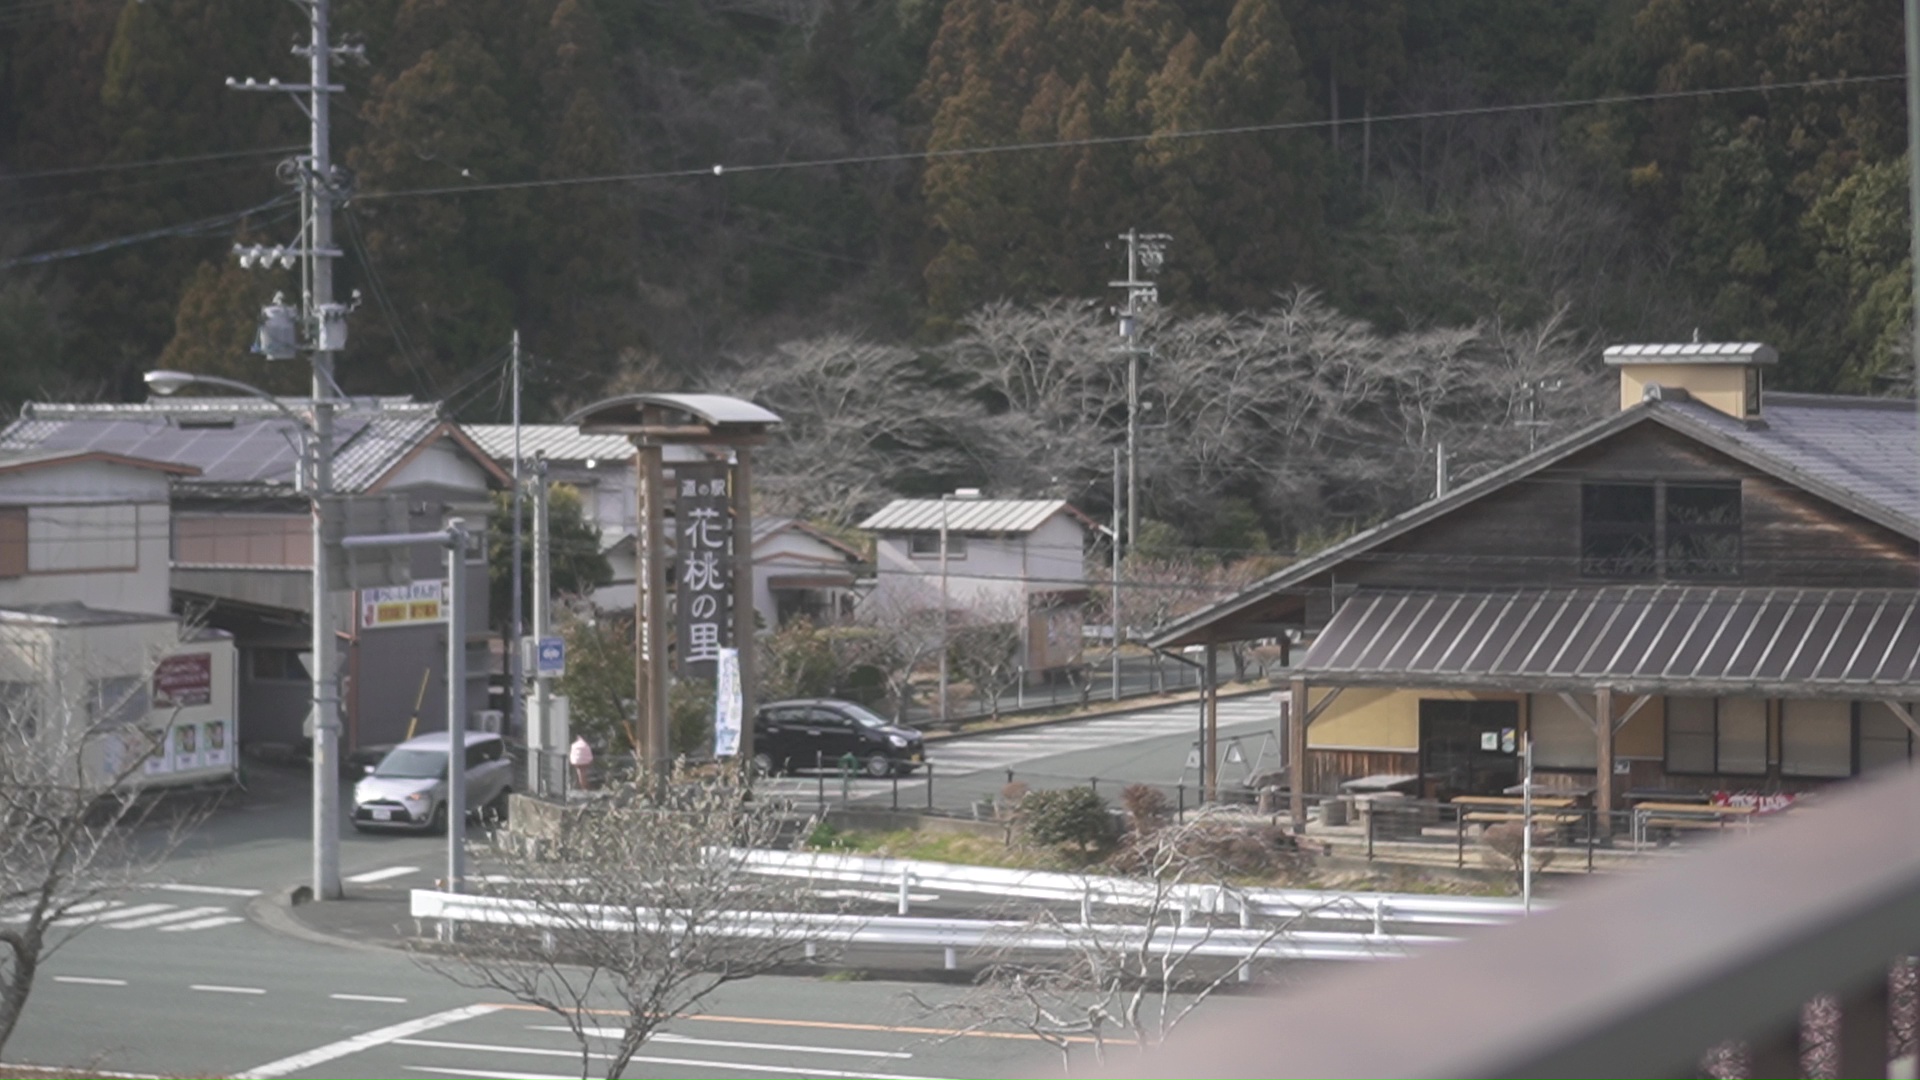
[
  {"left": 1308, "top": 686, "right": 1523, "bottom": 751},
  {"left": 1617, "top": 363, "right": 1748, "bottom": 416}
]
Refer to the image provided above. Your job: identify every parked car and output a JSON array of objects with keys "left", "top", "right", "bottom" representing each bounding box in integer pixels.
[
  {"left": 751, "top": 699, "right": 924, "bottom": 778},
  {"left": 351, "top": 730, "right": 513, "bottom": 832}
]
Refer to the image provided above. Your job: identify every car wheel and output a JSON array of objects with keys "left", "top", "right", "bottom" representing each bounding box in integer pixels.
[
  {"left": 864, "top": 753, "right": 893, "bottom": 779},
  {"left": 483, "top": 788, "right": 511, "bottom": 825},
  {"left": 430, "top": 803, "right": 448, "bottom": 833}
]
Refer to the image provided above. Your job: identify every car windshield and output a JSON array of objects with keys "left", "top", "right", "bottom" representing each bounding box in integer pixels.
[
  {"left": 842, "top": 704, "right": 891, "bottom": 729},
  {"left": 373, "top": 748, "right": 447, "bottom": 780}
]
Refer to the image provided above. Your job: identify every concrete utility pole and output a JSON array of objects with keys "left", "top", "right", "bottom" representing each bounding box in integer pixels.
[
  {"left": 509, "top": 332, "right": 524, "bottom": 744},
  {"left": 1111, "top": 229, "right": 1170, "bottom": 553},
  {"left": 229, "top": 0, "right": 358, "bottom": 902},
  {"left": 529, "top": 455, "right": 552, "bottom": 794},
  {"left": 1110, "top": 447, "right": 1122, "bottom": 702},
  {"left": 1906, "top": 0, "right": 1920, "bottom": 557}
]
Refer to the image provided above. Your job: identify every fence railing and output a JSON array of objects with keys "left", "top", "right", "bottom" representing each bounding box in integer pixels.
[
  {"left": 409, "top": 888, "right": 1440, "bottom": 970},
  {"left": 895, "top": 652, "right": 1207, "bottom": 728},
  {"left": 731, "top": 849, "right": 1530, "bottom": 928},
  {"left": 1132, "top": 765, "right": 1920, "bottom": 1078}
]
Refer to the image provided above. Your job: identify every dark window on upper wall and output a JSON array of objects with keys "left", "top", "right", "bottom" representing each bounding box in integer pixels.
[
  {"left": 1666, "top": 482, "right": 1741, "bottom": 579},
  {"left": 1581, "top": 480, "right": 1741, "bottom": 580},
  {"left": 1581, "top": 483, "right": 1656, "bottom": 577}
]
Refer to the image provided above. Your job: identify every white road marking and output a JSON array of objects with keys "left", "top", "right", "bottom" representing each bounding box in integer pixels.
[
  {"left": 191, "top": 984, "right": 266, "bottom": 995},
  {"left": 6, "top": 900, "right": 113, "bottom": 923},
  {"left": 69, "top": 904, "right": 175, "bottom": 927},
  {"left": 395, "top": 1038, "right": 941, "bottom": 1079},
  {"left": 232, "top": 1003, "right": 503, "bottom": 1079},
  {"left": 530, "top": 1024, "right": 913, "bottom": 1058},
  {"left": 159, "top": 914, "right": 247, "bottom": 932},
  {"left": 332, "top": 993, "right": 409, "bottom": 1004},
  {"left": 345, "top": 865, "right": 420, "bottom": 884},
  {"left": 52, "top": 975, "right": 127, "bottom": 986},
  {"left": 155, "top": 883, "right": 262, "bottom": 897},
  {"left": 408, "top": 1069, "right": 570, "bottom": 1080},
  {"left": 108, "top": 906, "right": 227, "bottom": 930}
]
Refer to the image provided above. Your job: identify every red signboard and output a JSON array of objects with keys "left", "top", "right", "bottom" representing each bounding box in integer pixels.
[{"left": 153, "top": 652, "right": 212, "bottom": 708}]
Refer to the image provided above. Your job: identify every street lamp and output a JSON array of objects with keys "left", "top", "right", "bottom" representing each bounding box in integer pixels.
[
  {"left": 145, "top": 368, "right": 343, "bottom": 901},
  {"left": 937, "top": 488, "right": 982, "bottom": 724}
]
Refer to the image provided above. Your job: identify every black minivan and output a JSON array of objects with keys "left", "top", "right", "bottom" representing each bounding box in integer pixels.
[{"left": 751, "top": 699, "right": 925, "bottom": 777}]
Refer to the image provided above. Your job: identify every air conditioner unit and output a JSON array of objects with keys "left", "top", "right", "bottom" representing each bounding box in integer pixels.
[{"left": 473, "top": 709, "right": 504, "bottom": 734}]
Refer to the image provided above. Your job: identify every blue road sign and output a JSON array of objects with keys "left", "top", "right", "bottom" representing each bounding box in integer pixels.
[{"left": 535, "top": 636, "right": 565, "bottom": 678}]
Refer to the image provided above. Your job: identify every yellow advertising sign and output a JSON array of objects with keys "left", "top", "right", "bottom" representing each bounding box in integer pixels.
[{"left": 360, "top": 581, "right": 445, "bottom": 629}]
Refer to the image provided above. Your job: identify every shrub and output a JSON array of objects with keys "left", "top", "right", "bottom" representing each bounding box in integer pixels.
[
  {"left": 669, "top": 678, "right": 714, "bottom": 757},
  {"left": 1020, "top": 787, "right": 1117, "bottom": 853},
  {"left": 1120, "top": 784, "right": 1169, "bottom": 835}
]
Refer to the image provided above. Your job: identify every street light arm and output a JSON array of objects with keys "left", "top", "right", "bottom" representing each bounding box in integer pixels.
[{"left": 143, "top": 369, "right": 317, "bottom": 433}]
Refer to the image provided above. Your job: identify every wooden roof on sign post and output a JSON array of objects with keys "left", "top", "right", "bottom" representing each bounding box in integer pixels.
[{"left": 564, "top": 393, "right": 781, "bottom": 446}]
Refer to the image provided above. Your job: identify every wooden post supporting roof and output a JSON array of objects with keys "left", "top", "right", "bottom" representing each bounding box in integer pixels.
[
  {"left": 1204, "top": 643, "right": 1219, "bottom": 804},
  {"left": 637, "top": 444, "right": 668, "bottom": 782},
  {"left": 1595, "top": 686, "right": 1614, "bottom": 836},
  {"left": 1290, "top": 678, "right": 1308, "bottom": 832}
]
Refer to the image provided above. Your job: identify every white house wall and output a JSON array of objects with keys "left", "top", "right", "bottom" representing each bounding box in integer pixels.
[
  {"left": 381, "top": 439, "right": 494, "bottom": 497},
  {"left": 0, "top": 461, "right": 174, "bottom": 615},
  {"left": 1023, "top": 515, "right": 1086, "bottom": 597}
]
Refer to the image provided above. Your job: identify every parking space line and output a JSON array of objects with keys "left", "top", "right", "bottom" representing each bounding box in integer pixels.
[
  {"left": 52, "top": 975, "right": 127, "bottom": 986},
  {"left": 394, "top": 1038, "right": 941, "bottom": 1080},
  {"left": 108, "top": 906, "right": 226, "bottom": 930},
  {"left": 192, "top": 984, "right": 266, "bottom": 995},
  {"left": 159, "top": 915, "right": 247, "bottom": 932},
  {"left": 528, "top": 1025, "right": 914, "bottom": 1058},
  {"left": 155, "top": 883, "right": 262, "bottom": 897},
  {"left": 333, "top": 993, "right": 409, "bottom": 1004}
]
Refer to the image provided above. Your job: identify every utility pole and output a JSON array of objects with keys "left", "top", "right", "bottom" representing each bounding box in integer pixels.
[
  {"left": 1110, "top": 447, "right": 1122, "bottom": 702},
  {"left": 509, "top": 332, "right": 524, "bottom": 746},
  {"left": 529, "top": 456, "right": 553, "bottom": 794},
  {"left": 229, "top": 0, "right": 359, "bottom": 902},
  {"left": 1111, "top": 229, "right": 1170, "bottom": 553},
  {"left": 1434, "top": 442, "right": 1449, "bottom": 500}
]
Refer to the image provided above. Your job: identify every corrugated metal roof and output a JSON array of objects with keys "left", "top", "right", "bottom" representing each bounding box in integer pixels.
[
  {"left": 1299, "top": 587, "right": 1920, "bottom": 697},
  {"left": 857, "top": 498, "right": 1077, "bottom": 535},
  {"left": 464, "top": 424, "right": 637, "bottom": 463},
  {"left": 1603, "top": 342, "right": 1778, "bottom": 366}
]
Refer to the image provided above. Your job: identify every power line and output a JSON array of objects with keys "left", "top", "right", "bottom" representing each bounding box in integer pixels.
[
  {"left": 355, "top": 72, "right": 1904, "bottom": 202},
  {"left": 0, "top": 194, "right": 297, "bottom": 268},
  {"left": 1, "top": 144, "right": 304, "bottom": 183}
]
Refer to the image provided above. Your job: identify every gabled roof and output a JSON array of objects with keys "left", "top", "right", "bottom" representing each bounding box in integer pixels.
[
  {"left": 1149, "top": 392, "right": 1920, "bottom": 649},
  {"left": 859, "top": 498, "right": 1093, "bottom": 535},
  {"left": 464, "top": 424, "right": 638, "bottom": 464},
  {"left": 0, "top": 448, "right": 199, "bottom": 477},
  {"left": 0, "top": 398, "right": 507, "bottom": 496}
]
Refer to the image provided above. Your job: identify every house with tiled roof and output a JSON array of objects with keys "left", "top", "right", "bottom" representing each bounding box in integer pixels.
[
  {"left": 1151, "top": 342, "right": 1920, "bottom": 829},
  {"left": 0, "top": 397, "right": 509, "bottom": 754}
]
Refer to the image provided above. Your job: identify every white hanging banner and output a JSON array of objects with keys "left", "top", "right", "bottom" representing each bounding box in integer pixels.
[{"left": 713, "top": 647, "right": 743, "bottom": 758}]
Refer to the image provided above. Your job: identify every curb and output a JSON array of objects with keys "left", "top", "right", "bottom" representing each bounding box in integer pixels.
[{"left": 246, "top": 884, "right": 411, "bottom": 957}]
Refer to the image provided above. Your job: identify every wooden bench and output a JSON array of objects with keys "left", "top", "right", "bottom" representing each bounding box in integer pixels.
[
  {"left": 1632, "top": 801, "right": 1756, "bottom": 845},
  {"left": 1461, "top": 810, "right": 1584, "bottom": 825}
]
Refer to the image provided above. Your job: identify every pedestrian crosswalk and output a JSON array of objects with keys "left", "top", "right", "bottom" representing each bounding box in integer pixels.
[
  {"left": 2, "top": 884, "right": 257, "bottom": 935},
  {"left": 923, "top": 695, "right": 1280, "bottom": 777}
]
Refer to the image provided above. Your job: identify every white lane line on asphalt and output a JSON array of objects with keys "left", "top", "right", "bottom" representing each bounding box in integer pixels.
[
  {"left": 69, "top": 904, "right": 174, "bottom": 927},
  {"left": 407, "top": 1069, "right": 570, "bottom": 1080},
  {"left": 158, "top": 914, "right": 247, "bottom": 932},
  {"left": 232, "top": 1003, "right": 502, "bottom": 1079},
  {"left": 191, "top": 984, "right": 266, "bottom": 995},
  {"left": 53, "top": 975, "right": 128, "bottom": 986},
  {"left": 345, "top": 865, "right": 420, "bottom": 884},
  {"left": 108, "top": 906, "right": 227, "bottom": 930},
  {"left": 155, "top": 882, "right": 262, "bottom": 897},
  {"left": 0, "top": 1062, "right": 163, "bottom": 1078},
  {"left": 6, "top": 899, "right": 115, "bottom": 923},
  {"left": 529, "top": 1024, "right": 914, "bottom": 1058},
  {"left": 333, "top": 993, "right": 410, "bottom": 1004},
  {"left": 395, "top": 1038, "right": 942, "bottom": 1079}
]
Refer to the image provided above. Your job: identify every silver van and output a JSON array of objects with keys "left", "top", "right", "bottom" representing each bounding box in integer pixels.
[{"left": 351, "top": 730, "right": 512, "bottom": 832}]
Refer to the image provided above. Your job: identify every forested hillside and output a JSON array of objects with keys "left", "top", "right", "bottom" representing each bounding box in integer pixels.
[{"left": 0, "top": 0, "right": 1910, "bottom": 549}]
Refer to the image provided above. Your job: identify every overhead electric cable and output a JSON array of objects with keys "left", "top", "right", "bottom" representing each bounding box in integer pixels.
[{"left": 356, "top": 73, "right": 1904, "bottom": 201}]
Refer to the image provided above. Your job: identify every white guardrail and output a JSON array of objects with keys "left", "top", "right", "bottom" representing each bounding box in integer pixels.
[
  {"left": 728, "top": 849, "right": 1533, "bottom": 930},
  {"left": 409, "top": 889, "right": 1455, "bottom": 969}
]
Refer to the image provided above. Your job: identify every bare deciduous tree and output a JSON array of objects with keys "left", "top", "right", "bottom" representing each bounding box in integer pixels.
[
  {"left": 416, "top": 768, "right": 824, "bottom": 1080},
  {"left": 0, "top": 628, "right": 203, "bottom": 1054},
  {"left": 914, "top": 808, "right": 1321, "bottom": 1071},
  {"left": 944, "top": 593, "right": 1028, "bottom": 722}
]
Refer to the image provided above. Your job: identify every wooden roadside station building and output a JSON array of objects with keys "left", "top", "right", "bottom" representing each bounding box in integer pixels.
[
  {"left": 566, "top": 394, "right": 780, "bottom": 777},
  {"left": 1151, "top": 342, "right": 1920, "bottom": 832}
]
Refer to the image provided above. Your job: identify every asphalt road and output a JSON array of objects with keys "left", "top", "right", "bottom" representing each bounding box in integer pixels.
[{"left": 5, "top": 694, "right": 1286, "bottom": 1078}]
